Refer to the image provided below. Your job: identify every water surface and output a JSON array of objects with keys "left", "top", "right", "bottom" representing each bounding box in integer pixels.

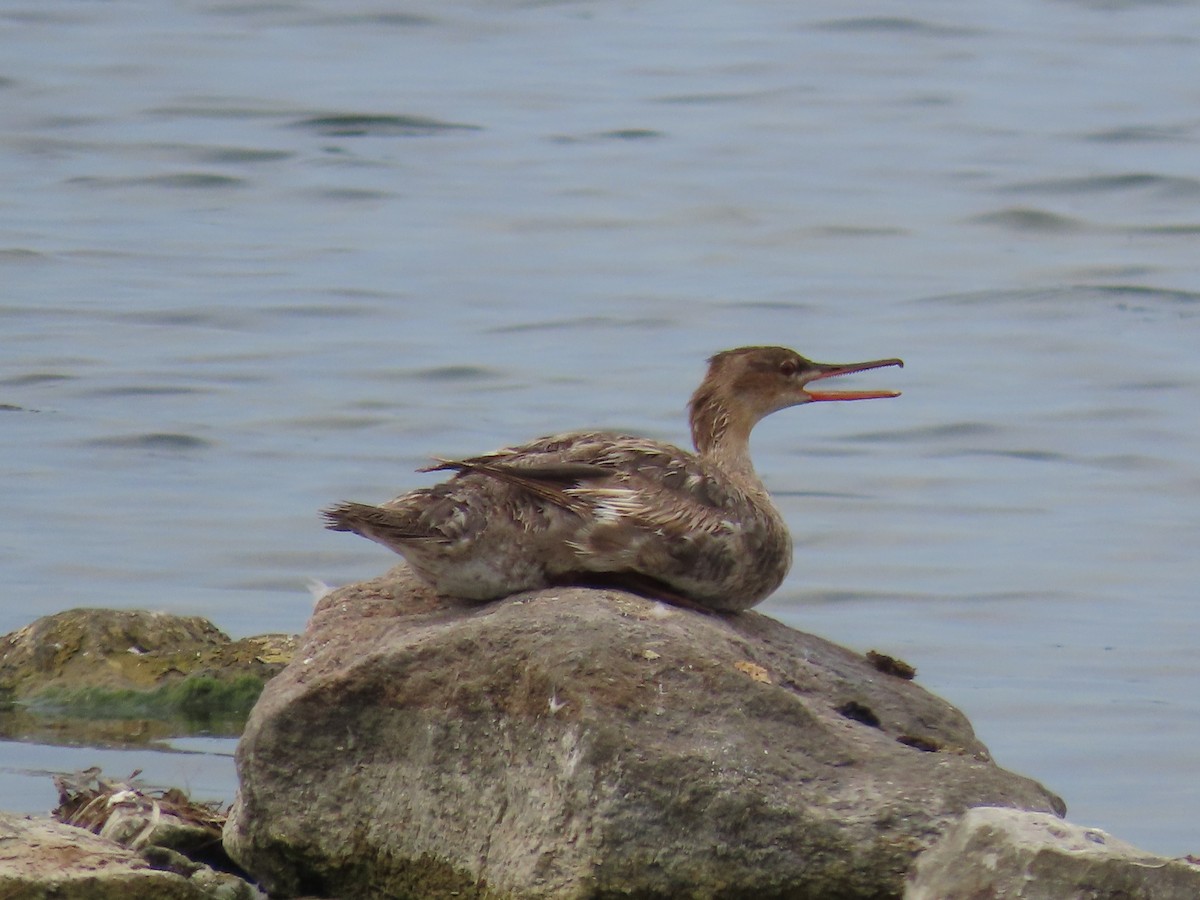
[{"left": 2, "top": 0, "right": 1198, "bottom": 856}]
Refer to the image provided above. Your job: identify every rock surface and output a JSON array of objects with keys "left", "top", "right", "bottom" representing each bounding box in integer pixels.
[
  {"left": 906, "top": 806, "right": 1200, "bottom": 899},
  {"left": 0, "top": 812, "right": 261, "bottom": 900},
  {"left": 225, "top": 565, "right": 1064, "bottom": 899}
]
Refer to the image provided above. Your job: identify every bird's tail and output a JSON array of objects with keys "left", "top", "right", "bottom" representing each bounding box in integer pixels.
[
  {"left": 321, "top": 501, "right": 381, "bottom": 534},
  {"left": 321, "top": 501, "right": 438, "bottom": 545}
]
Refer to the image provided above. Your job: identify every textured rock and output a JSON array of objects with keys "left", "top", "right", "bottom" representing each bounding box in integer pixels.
[
  {"left": 0, "top": 812, "right": 260, "bottom": 900},
  {"left": 906, "top": 806, "right": 1200, "bottom": 900},
  {"left": 225, "top": 565, "right": 1064, "bottom": 900}
]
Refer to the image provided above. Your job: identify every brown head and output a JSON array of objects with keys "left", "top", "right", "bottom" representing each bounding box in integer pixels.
[{"left": 688, "top": 346, "right": 903, "bottom": 457}]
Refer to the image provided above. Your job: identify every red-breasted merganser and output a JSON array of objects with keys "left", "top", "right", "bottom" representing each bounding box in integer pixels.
[{"left": 323, "top": 346, "right": 902, "bottom": 611}]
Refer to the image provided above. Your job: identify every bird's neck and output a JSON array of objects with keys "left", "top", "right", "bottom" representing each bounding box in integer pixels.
[{"left": 689, "top": 391, "right": 761, "bottom": 483}]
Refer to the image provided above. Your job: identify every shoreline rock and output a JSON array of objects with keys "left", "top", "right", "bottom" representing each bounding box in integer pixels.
[
  {"left": 224, "top": 565, "right": 1064, "bottom": 899},
  {"left": 906, "top": 806, "right": 1200, "bottom": 899},
  {"left": 0, "top": 608, "right": 296, "bottom": 744},
  {"left": 0, "top": 811, "right": 262, "bottom": 900}
]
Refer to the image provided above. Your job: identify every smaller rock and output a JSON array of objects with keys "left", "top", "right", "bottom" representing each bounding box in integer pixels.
[
  {"left": 0, "top": 608, "right": 297, "bottom": 743},
  {"left": 54, "top": 767, "right": 234, "bottom": 873},
  {"left": 906, "top": 806, "right": 1200, "bottom": 900},
  {"left": 0, "top": 812, "right": 262, "bottom": 900},
  {"left": 48, "top": 767, "right": 260, "bottom": 899}
]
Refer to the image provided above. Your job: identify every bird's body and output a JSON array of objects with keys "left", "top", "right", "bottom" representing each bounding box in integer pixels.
[
  {"left": 324, "top": 346, "right": 901, "bottom": 612},
  {"left": 329, "top": 430, "right": 789, "bottom": 609}
]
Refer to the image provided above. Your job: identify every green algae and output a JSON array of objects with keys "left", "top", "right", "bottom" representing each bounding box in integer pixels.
[{"left": 24, "top": 674, "right": 265, "bottom": 735}]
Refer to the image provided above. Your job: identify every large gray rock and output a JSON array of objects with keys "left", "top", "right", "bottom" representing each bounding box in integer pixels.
[
  {"left": 0, "top": 812, "right": 259, "bottom": 900},
  {"left": 906, "top": 806, "right": 1200, "bottom": 900},
  {"left": 225, "top": 565, "right": 1064, "bottom": 899}
]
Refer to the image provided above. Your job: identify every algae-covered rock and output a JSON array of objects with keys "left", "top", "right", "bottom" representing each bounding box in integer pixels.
[
  {"left": 0, "top": 609, "right": 297, "bottom": 741},
  {"left": 225, "top": 565, "right": 1064, "bottom": 900}
]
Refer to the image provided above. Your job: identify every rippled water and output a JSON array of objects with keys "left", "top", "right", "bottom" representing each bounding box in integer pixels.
[{"left": 2, "top": 0, "right": 1198, "bottom": 857}]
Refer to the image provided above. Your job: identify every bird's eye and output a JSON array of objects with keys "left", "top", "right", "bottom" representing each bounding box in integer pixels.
[{"left": 779, "top": 359, "right": 799, "bottom": 377}]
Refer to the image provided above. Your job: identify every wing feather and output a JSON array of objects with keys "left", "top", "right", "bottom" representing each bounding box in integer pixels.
[{"left": 422, "top": 431, "right": 742, "bottom": 534}]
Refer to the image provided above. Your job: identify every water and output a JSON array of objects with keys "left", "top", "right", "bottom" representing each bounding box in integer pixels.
[{"left": 2, "top": 0, "right": 1198, "bottom": 858}]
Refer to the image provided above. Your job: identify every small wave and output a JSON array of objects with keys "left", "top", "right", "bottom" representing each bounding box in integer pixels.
[
  {"left": 550, "top": 128, "right": 665, "bottom": 144},
  {"left": 708, "top": 298, "right": 817, "bottom": 312},
  {"left": 310, "top": 12, "right": 435, "bottom": 28},
  {"left": 0, "top": 248, "right": 44, "bottom": 261},
  {"left": 955, "top": 448, "right": 1069, "bottom": 464},
  {"left": 488, "top": 315, "right": 675, "bottom": 334},
  {"left": 84, "top": 385, "right": 208, "bottom": 398},
  {"left": 1089, "top": 284, "right": 1200, "bottom": 305},
  {"left": 915, "top": 284, "right": 1200, "bottom": 315},
  {"left": 189, "top": 147, "right": 294, "bottom": 164},
  {"left": 847, "top": 422, "right": 1000, "bottom": 443},
  {"left": 306, "top": 187, "right": 392, "bottom": 202},
  {"left": 261, "top": 302, "right": 380, "bottom": 320},
  {"left": 1132, "top": 224, "right": 1200, "bottom": 236},
  {"left": 290, "top": 113, "right": 482, "bottom": 137},
  {"left": 1082, "top": 125, "right": 1189, "bottom": 144},
  {"left": 0, "top": 372, "right": 74, "bottom": 387},
  {"left": 114, "top": 309, "right": 252, "bottom": 329},
  {"left": 969, "top": 208, "right": 1086, "bottom": 232},
  {"left": 597, "top": 128, "right": 664, "bottom": 141},
  {"left": 397, "top": 365, "right": 504, "bottom": 383},
  {"left": 1000, "top": 173, "right": 1200, "bottom": 196},
  {"left": 149, "top": 100, "right": 297, "bottom": 120},
  {"left": 811, "top": 17, "right": 980, "bottom": 37},
  {"left": 808, "top": 224, "right": 908, "bottom": 238},
  {"left": 68, "top": 173, "right": 245, "bottom": 190},
  {"left": 654, "top": 90, "right": 776, "bottom": 106},
  {"left": 1089, "top": 453, "right": 1163, "bottom": 471},
  {"left": 146, "top": 172, "right": 244, "bottom": 189},
  {"left": 88, "top": 432, "right": 214, "bottom": 451},
  {"left": 286, "top": 414, "right": 392, "bottom": 431}
]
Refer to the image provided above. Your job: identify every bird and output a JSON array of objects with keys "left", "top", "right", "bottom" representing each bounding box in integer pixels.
[{"left": 323, "top": 346, "right": 902, "bottom": 612}]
